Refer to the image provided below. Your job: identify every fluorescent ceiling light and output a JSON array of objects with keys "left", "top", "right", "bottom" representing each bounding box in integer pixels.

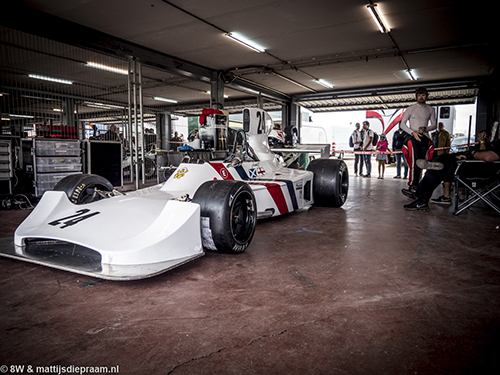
[
  {"left": 84, "top": 101, "right": 124, "bottom": 109},
  {"left": 9, "top": 114, "right": 34, "bottom": 118},
  {"left": 406, "top": 69, "right": 416, "bottom": 81},
  {"left": 205, "top": 91, "right": 229, "bottom": 98},
  {"left": 21, "top": 95, "right": 58, "bottom": 101},
  {"left": 28, "top": 74, "right": 73, "bottom": 85},
  {"left": 314, "top": 79, "right": 334, "bottom": 89},
  {"left": 367, "top": 4, "right": 391, "bottom": 33},
  {"left": 153, "top": 96, "right": 178, "bottom": 103},
  {"left": 85, "top": 62, "right": 129, "bottom": 75},
  {"left": 86, "top": 104, "right": 112, "bottom": 109},
  {"left": 53, "top": 108, "right": 77, "bottom": 113},
  {"left": 225, "top": 32, "right": 265, "bottom": 53}
]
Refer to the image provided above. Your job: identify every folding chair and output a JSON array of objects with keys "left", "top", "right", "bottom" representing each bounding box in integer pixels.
[{"left": 453, "top": 160, "right": 500, "bottom": 215}]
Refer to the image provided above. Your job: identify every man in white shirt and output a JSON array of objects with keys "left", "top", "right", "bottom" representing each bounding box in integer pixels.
[
  {"left": 400, "top": 87, "right": 437, "bottom": 196},
  {"left": 351, "top": 122, "right": 364, "bottom": 176},
  {"left": 361, "top": 121, "right": 374, "bottom": 177}
]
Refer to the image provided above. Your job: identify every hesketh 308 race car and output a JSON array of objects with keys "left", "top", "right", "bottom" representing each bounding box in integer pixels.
[{"left": 0, "top": 108, "right": 348, "bottom": 280}]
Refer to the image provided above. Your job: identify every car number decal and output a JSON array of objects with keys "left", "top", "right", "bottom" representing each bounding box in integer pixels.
[{"left": 48, "top": 209, "right": 101, "bottom": 229}]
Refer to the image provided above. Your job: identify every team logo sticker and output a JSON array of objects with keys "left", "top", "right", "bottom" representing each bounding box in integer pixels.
[
  {"left": 219, "top": 166, "right": 229, "bottom": 179},
  {"left": 174, "top": 167, "right": 189, "bottom": 179}
]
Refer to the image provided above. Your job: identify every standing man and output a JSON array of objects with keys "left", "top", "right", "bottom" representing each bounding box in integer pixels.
[
  {"left": 400, "top": 87, "right": 437, "bottom": 196},
  {"left": 361, "top": 121, "right": 374, "bottom": 178},
  {"left": 351, "top": 122, "right": 364, "bottom": 176},
  {"left": 431, "top": 122, "right": 451, "bottom": 159},
  {"left": 104, "top": 125, "right": 121, "bottom": 141},
  {"left": 392, "top": 126, "right": 409, "bottom": 179}
]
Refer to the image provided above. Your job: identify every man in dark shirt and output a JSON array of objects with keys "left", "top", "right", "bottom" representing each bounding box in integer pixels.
[
  {"left": 104, "top": 125, "right": 120, "bottom": 141},
  {"left": 404, "top": 129, "right": 500, "bottom": 211},
  {"left": 392, "top": 127, "right": 408, "bottom": 179}
]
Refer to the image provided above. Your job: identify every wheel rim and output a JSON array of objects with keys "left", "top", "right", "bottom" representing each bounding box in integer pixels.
[
  {"left": 78, "top": 184, "right": 108, "bottom": 204},
  {"left": 144, "top": 158, "right": 156, "bottom": 177},
  {"left": 230, "top": 191, "right": 255, "bottom": 244}
]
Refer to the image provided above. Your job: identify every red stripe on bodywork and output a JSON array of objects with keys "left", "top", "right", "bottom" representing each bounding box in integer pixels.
[
  {"left": 248, "top": 182, "right": 289, "bottom": 215},
  {"left": 386, "top": 110, "right": 405, "bottom": 134},
  {"left": 366, "top": 110, "right": 384, "bottom": 131},
  {"left": 209, "top": 163, "right": 234, "bottom": 180}
]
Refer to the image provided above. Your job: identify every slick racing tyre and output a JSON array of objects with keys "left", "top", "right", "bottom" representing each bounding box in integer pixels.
[
  {"left": 193, "top": 180, "right": 257, "bottom": 253},
  {"left": 307, "top": 159, "right": 348, "bottom": 207},
  {"left": 54, "top": 174, "right": 114, "bottom": 205}
]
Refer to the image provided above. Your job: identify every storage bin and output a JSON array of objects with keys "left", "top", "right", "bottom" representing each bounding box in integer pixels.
[
  {"left": 0, "top": 154, "right": 11, "bottom": 162},
  {"left": 34, "top": 140, "right": 80, "bottom": 156},
  {"left": 35, "top": 157, "right": 81, "bottom": 165},
  {"left": 35, "top": 172, "right": 82, "bottom": 196},
  {"left": 36, "top": 163, "right": 82, "bottom": 173},
  {"left": 36, "top": 171, "right": 82, "bottom": 183}
]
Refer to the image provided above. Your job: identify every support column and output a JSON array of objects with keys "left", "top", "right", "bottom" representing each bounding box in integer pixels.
[
  {"left": 210, "top": 72, "right": 225, "bottom": 109},
  {"left": 156, "top": 113, "right": 172, "bottom": 151},
  {"left": 62, "top": 98, "right": 78, "bottom": 137},
  {"left": 476, "top": 88, "right": 489, "bottom": 134},
  {"left": 257, "top": 93, "right": 263, "bottom": 109},
  {"left": 477, "top": 74, "right": 500, "bottom": 139},
  {"left": 284, "top": 103, "right": 300, "bottom": 146}
]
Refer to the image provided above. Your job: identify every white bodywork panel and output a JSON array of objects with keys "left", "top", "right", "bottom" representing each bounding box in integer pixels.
[{"left": 3, "top": 108, "right": 316, "bottom": 280}]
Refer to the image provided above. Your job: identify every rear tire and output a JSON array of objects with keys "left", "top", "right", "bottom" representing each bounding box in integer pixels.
[
  {"left": 54, "top": 174, "right": 114, "bottom": 205},
  {"left": 193, "top": 180, "right": 257, "bottom": 253},
  {"left": 307, "top": 159, "right": 348, "bottom": 207}
]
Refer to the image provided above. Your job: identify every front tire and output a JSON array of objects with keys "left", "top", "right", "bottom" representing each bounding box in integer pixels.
[
  {"left": 307, "top": 159, "right": 348, "bottom": 207},
  {"left": 193, "top": 180, "right": 257, "bottom": 253},
  {"left": 54, "top": 174, "right": 114, "bottom": 204}
]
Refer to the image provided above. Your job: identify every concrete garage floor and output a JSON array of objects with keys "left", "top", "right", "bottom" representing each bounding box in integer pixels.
[{"left": 1, "top": 160, "right": 500, "bottom": 375}]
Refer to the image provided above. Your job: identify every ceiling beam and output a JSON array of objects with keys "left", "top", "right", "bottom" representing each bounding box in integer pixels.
[
  {"left": 293, "top": 79, "right": 481, "bottom": 103},
  {"left": 2, "top": 2, "right": 216, "bottom": 83},
  {"left": 2, "top": 2, "right": 293, "bottom": 106}
]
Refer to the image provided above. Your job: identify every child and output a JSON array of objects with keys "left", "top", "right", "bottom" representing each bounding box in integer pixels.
[{"left": 376, "top": 133, "right": 389, "bottom": 179}]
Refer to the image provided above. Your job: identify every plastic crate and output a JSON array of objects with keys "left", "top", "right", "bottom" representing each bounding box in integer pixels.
[
  {"left": 36, "top": 171, "right": 81, "bottom": 183},
  {"left": 36, "top": 163, "right": 82, "bottom": 173},
  {"left": 34, "top": 140, "right": 80, "bottom": 156},
  {"left": 0, "top": 154, "right": 10, "bottom": 162},
  {"left": 35, "top": 156, "right": 81, "bottom": 165},
  {"left": 35, "top": 172, "right": 82, "bottom": 196}
]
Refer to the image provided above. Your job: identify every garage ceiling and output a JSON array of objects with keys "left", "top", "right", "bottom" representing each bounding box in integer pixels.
[{"left": 2, "top": 0, "right": 498, "bottom": 116}]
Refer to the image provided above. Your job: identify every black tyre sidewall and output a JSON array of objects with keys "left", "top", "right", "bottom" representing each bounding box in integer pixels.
[
  {"left": 193, "top": 180, "right": 257, "bottom": 253},
  {"left": 54, "top": 174, "right": 114, "bottom": 204},
  {"left": 307, "top": 159, "right": 349, "bottom": 207}
]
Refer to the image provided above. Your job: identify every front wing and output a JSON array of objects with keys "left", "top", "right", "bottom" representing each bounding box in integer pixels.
[{"left": 1, "top": 190, "right": 204, "bottom": 280}]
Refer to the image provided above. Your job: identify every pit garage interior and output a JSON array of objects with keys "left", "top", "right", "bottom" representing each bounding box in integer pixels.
[{"left": 1, "top": 1, "right": 500, "bottom": 374}]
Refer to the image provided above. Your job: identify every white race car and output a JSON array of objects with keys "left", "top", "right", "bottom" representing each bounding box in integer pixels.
[{"left": 1, "top": 108, "right": 348, "bottom": 280}]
